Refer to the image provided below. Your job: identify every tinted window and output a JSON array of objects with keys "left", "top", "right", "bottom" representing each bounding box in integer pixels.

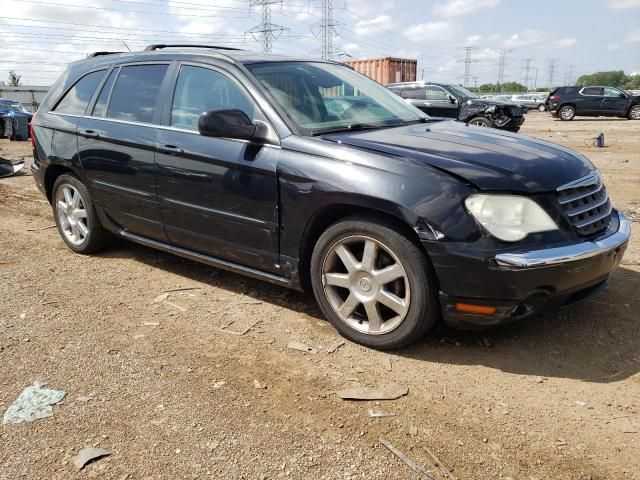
[
  {"left": 107, "top": 64, "right": 168, "bottom": 123},
  {"left": 425, "top": 86, "right": 449, "bottom": 101},
  {"left": 604, "top": 87, "right": 623, "bottom": 97},
  {"left": 582, "top": 87, "right": 603, "bottom": 96},
  {"left": 92, "top": 69, "right": 117, "bottom": 118},
  {"left": 171, "top": 66, "right": 255, "bottom": 130},
  {"left": 54, "top": 70, "right": 105, "bottom": 115},
  {"left": 400, "top": 87, "right": 425, "bottom": 100}
]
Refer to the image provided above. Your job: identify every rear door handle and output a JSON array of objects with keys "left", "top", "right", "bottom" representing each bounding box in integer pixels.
[
  {"left": 160, "top": 144, "right": 184, "bottom": 154},
  {"left": 83, "top": 129, "right": 100, "bottom": 139}
]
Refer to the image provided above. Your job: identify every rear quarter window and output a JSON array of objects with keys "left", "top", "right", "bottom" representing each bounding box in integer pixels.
[
  {"left": 53, "top": 70, "right": 106, "bottom": 115},
  {"left": 106, "top": 64, "right": 168, "bottom": 123}
]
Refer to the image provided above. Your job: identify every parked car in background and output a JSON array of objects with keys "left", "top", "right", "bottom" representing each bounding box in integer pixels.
[
  {"left": 387, "top": 81, "right": 526, "bottom": 132},
  {"left": 0, "top": 98, "right": 33, "bottom": 140},
  {"left": 511, "top": 94, "right": 547, "bottom": 111},
  {"left": 31, "top": 46, "right": 629, "bottom": 349},
  {"left": 546, "top": 86, "right": 640, "bottom": 120}
]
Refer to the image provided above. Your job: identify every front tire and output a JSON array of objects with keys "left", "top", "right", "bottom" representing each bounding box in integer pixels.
[
  {"left": 559, "top": 105, "right": 575, "bottom": 121},
  {"left": 52, "top": 174, "right": 110, "bottom": 254},
  {"left": 468, "top": 116, "right": 493, "bottom": 128},
  {"left": 310, "top": 216, "right": 439, "bottom": 350},
  {"left": 628, "top": 105, "right": 640, "bottom": 120}
]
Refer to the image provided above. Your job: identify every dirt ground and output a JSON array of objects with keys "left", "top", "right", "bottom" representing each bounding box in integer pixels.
[{"left": 0, "top": 112, "right": 638, "bottom": 480}]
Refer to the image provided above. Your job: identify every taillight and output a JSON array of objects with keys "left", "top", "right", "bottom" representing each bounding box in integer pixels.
[
  {"left": 549, "top": 95, "right": 559, "bottom": 101},
  {"left": 30, "top": 113, "right": 36, "bottom": 148}
]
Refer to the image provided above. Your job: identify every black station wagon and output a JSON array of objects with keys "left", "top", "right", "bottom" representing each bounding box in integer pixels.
[{"left": 31, "top": 45, "right": 630, "bottom": 349}]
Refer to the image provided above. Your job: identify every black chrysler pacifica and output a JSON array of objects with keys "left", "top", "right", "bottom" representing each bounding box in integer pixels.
[{"left": 31, "top": 45, "right": 631, "bottom": 349}]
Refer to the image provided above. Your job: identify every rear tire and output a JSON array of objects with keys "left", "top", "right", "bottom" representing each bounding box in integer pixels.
[
  {"left": 52, "top": 174, "right": 110, "bottom": 254},
  {"left": 559, "top": 105, "right": 575, "bottom": 121},
  {"left": 310, "top": 215, "right": 439, "bottom": 350},
  {"left": 538, "top": 104, "right": 546, "bottom": 112},
  {"left": 468, "top": 116, "right": 493, "bottom": 128},
  {"left": 628, "top": 105, "right": 640, "bottom": 120}
]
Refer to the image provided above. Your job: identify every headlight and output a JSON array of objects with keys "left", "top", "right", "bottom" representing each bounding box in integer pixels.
[{"left": 465, "top": 194, "right": 558, "bottom": 242}]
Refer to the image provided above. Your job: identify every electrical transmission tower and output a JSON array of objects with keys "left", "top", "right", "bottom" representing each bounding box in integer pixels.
[
  {"left": 523, "top": 58, "right": 533, "bottom": 91},
  {"left": 461, "top": 46, "right": 478, "bottom": 87},
  {"left": 496, "top": 49, "right": 512, "bottom": 92},
  {"left": 547, "top": 59, "right": 558, "bottom": 88},
  {"left": 565, "top": 65, "right": 575, "bottom": 85},
  {"left": 247, "top": 0, "right": 287, "bottom": 53},
  {"left": 312, "top": 0, "right": 343, "bottom": 60}
]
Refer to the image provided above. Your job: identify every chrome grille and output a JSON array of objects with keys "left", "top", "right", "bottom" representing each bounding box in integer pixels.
[{"left": 557, "top": 172, "right": 612, "bottom": 237}]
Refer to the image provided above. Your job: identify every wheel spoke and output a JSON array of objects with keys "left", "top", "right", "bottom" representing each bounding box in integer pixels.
[
  {"left": 70, "top": 222, "right": 79, "bottom": 243},
  {"left": 57, "top": 200, "right": 67, "bottom": 212},
  {"left": 60, "top": 217, "right": 70, "bottom": 230},
  {"left": 361, "top": 240, "right": 377, "bottom": 271},
  {"left": 63, "top": 187, "right": 73, "bottom": 206},
  {"left": 335, "top": 245, "right": 359, "bottom": 273},
  {"left": 74, "top": 208, "right": 87, "bottom": 219},
  {"left": 339, "top": 293, "right": 360, "bottom": 318},
  {"left": 374, "top": 263, "right": 404, "bottom": 285},
  {"left": 376, "top": 290, "right": 407, "bottom": 316},
  {"left": 363, "top": 301, "right": 382, "bottom": 332},
  {"left": 324, "top": 272, "right": 350, "bottom": 289},
  {"left": 77, "top": 221, "right": 88, "bottom": 238}
]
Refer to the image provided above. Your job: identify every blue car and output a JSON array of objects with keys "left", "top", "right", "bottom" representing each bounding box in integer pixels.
[{"left": 0, "top": 98, "right": 33, "bottom": 140}]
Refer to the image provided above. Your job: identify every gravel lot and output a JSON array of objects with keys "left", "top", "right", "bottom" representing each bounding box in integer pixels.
[{"left": 1, "top": 112, "right": 639, "bottom": 479}]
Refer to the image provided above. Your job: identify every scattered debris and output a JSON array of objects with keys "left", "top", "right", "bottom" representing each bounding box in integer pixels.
[
  {"left": 76, "top": 395, "right": 94, "bottom": 402},
  {"left": 3, "top": 383, "right": 66, "bottom": 425},
  {"left": 218, "top": 320, "right": 262, "bottom": 336},
  {"left": 616, "top": 417, "right": 638, "bottom": 433},
  {"left": 162, "top": 286, "right": 202, "bottom": 293},
  {"left": 337, "top": 383, "right": 408, "bottom": 401},
  {"left": 425, "top": 447, "right": 459, "bottom": 480},
  {"left": 327, "top": 340, "right": 346, "bottom": 353},
  {"left": 212, "top": 380, "right": 226, "bottom": 389},
  {"left": 73, "top": 447, "right": 110, "bottom": 470},
  {"left": 382, "top": 356, "right": 392, "bottom": 372},
  {"left": 253, "top": 380, "right": 267, "bottom": 389},
  {"left": 408, "top": 425, "right": 418, "bottom": 436},
  {"left": 287, "top": 341, "right": 318, "bottom": 354},
  {"left": 575, "top": 400, "right": 586, "bottom": 407},
  {"left": 25, "top": 224, "right": 56, "bottom": 232},
  {"left": 367, "top": 409, "right": 395, "bottom": 418},
  {"left": 378, "top": 437, "right": 435, "bottom": 480},
  {"left": 143, "top": 321, "right": 160, "bottom": 327},
  {"left": 153, "top": 293, "right": 169, "bottom": 303},
  {"left": 164, "top": 300, "right": 187, "bottom": 313}
]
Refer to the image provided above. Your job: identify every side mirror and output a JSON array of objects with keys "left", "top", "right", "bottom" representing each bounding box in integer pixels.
[
  {"left": 198, "top": 109, "right": 256, "bottom": 140},
  {"left": 448, "top": 95, "right": 457, "bottom": 104}
]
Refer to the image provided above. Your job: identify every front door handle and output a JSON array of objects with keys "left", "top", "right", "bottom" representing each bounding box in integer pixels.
[
  {"left": 160, "top": 144, "right": 184, "bottom": 155},
  {"left": 83, "top": 129, "right": 100, "bottom": 139}
]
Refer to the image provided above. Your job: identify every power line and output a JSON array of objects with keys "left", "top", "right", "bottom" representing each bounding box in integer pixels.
[
  {"left": 247, "top": 0, "right": 288, "bottom": 52},
  {"left": 311, "top": 0, "right": 342, "bottom": 60},
  {"left": 496, "top": 49, "right": 512, "bottom": 91}
]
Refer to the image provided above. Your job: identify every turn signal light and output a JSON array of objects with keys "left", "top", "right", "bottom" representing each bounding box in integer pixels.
[{"left": 456, "top": 303, "right": 497, "bottom": 315}]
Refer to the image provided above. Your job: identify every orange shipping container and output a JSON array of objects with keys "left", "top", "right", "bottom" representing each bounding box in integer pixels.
[{"left": 343, "top": 57, "right": 417, "bottom": 85}]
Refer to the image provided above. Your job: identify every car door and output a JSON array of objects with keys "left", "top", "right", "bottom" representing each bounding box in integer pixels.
[
  {"left": 399, "top": 86, "right": 430, "bottom": 114},
  {"left": 77, "top": 63, "right": 170, "bottom": 241},
  {"left": 155, "top": 62, "right": 280, "bottom": 273},
  {"left": 578, "top": 87, "right": 604, "bottom": 115},
  {"left": 425, "top": 85, "right": 458, "bottom": 118},
  {"left": 602, "top": 87, "right": 629, "bottom": 116}
]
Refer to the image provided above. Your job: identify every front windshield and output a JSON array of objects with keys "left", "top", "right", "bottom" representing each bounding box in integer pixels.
[
  {"left": 246, "top": 61, "right": 428, "bottom": 135},
  {"left": 446, "top": 84, "right": 478, "bottom": 100}
]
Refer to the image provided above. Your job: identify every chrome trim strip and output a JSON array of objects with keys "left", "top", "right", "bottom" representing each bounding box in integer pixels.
[
  {"left": 556, "top": 170, "right": 600, "bottom": 191},
  {"left": 557, "top": 182, "right": 603, "bottom": 205},
  {"left": 494, "top": 211, "right": 630, "bottom": 268},
  {"left": 572, "top": 203, "right": 613, "bottom": 228},
  {"left": 565, "top": 195, "right": 609, "bottom": 217}
]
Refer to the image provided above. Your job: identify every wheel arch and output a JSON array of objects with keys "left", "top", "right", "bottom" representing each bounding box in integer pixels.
[{"left": 44, "top": 164, "right": 80, "bottom": 203}]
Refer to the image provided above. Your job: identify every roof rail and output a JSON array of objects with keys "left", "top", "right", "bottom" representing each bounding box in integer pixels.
[
  {"left": 88, "top": 51, "right": 124, "bottom": 58},
  {"left": 144, "top": 44, "right": 244, "bottom": 52}
]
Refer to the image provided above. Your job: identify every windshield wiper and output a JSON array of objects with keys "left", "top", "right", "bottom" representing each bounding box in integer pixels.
[{"left": 311, "top": 121, "right": 403, "bottom": 136}]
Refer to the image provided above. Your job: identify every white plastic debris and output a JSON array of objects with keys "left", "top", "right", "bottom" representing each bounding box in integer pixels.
[
  {"left": 73, "top": 447, "right": 110, "bottom": 470},
  {"left": 3, "top": 383, "right": 66, "bottom": 425}
]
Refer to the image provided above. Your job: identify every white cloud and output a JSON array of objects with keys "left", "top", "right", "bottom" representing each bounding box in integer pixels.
[
  {"left": 348, "top": 0, "right": 396, "bottom": 17},
  {"left": 434, "top": 0, "right": 501, "bottom": 17},
  {"left": 404, "top": 21, "right": 458, "bottom": 42},
  {"left": 550, "top": 38, "right": 577, "bottom": 48},
  {"left": 626, "top": 28, "right": 640, "bottom": 43},
  {"left": 609, "top": 0, "right": 640, "bottom": 8},
  {"left": 606, "top": 43, "right": 620, "bottom": 50},
  {"left": 504, "top": 30, "right": 548, "bottom": 48},
  {"left": 465, "top": 34, "right": 483, "bottom": 46},
  {"left": 354, "top": 15, "right": 394, "bottom": 36}
]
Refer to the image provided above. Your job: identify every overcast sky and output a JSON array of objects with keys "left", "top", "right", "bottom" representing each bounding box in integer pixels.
[{"left": 1, "top": 0, "right": 639, "bottom": 87}]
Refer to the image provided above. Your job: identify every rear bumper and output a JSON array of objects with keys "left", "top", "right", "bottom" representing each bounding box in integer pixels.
[{"left": 427, "top": 211, "right": 631, "bottom": 328}]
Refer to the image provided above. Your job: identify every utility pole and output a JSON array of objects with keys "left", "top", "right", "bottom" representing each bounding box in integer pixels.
[
  {"left": 547, "top": 58, "right": 558, "bottom": 89},
  {"left": 461, "top": 46, "right": 478, "bottom": 88},
  {"left": 523, "top": 58, "right": 533, "bottom": 91},
  {"left": 312, "top": 0, "right": 343, "bottom": 60},
  {"left": 247, "top": 0, "right": 287, "bottom": 53},
  {"left": 496, "top": 49, "right": 512, "bottom": 93}
]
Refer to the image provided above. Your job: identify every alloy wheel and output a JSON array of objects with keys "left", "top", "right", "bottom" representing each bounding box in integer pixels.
[
  {"left": 55, "top": 184, "right": 88, "bottom": 246},
  {"left": 560, "top": 107, "right": 574, "bottom": 120},
  {"left": 321, "top": 236, "right": 410, "bottom": 335},
  {"left": 630, "top": 106, "right": 640, "bottom": 120}
]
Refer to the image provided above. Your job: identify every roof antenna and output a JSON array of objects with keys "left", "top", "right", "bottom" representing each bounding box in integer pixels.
[{"left": 122, "top": 41, "right": 132, "bottom": 52}]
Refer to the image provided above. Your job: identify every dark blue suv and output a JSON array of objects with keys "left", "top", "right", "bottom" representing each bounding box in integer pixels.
[{"left": 31, "top": 45, "right": 630, "bottom": 349}]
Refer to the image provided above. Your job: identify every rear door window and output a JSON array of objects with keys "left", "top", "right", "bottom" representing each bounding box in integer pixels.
[
  {"left": 107, "top": 64, "right": 168, "bottom": 123},
  {"left": 53, "top": 70, "right": 106, "bottom": 115},
  {"left": 400, "top": 87, "right": 425, "bottom": 100},
  {"left": 91, "top": 69, "right": 118, "bottom": 117},
  {"left": 582, "top": 87, "right": 604, "bottom": 96}
]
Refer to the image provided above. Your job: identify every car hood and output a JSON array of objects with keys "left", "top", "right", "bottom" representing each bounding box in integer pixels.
[{"left": 323, "top": 120, "right": 594, "bottom": 192}]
